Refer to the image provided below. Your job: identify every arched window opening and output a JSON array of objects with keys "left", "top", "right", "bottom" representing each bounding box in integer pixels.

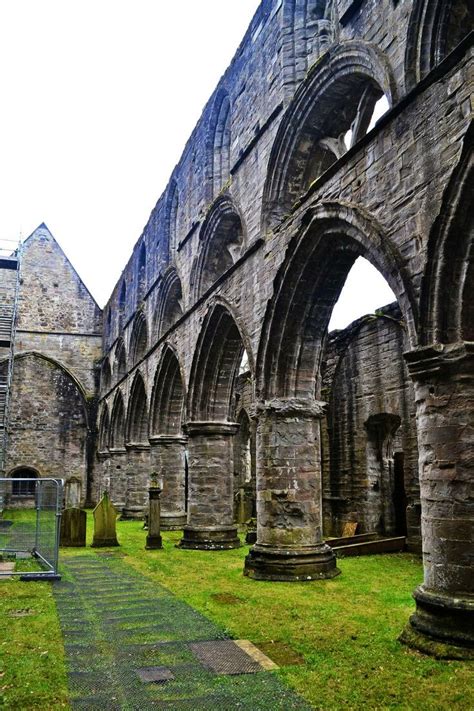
[
  {"left": 213, "top": 95, "right": 231, "bottom": 194},
  {"left": 197, "top": 202, "right": 244, "bottom": 298},
  {"left": 303, "top": 84, "right": 389, "bottom": 190},
  {"left": 11, "top": 468, "right": 38, "bottom": 498},
  {"left": 129, "top": 313, "right": 148, "bottom": 365},
  {"left": 114, "top": 339, "right": 127, "bottom": 381},
  {"left": 137, "top": 243, "right": 147, "bottom": 303}
]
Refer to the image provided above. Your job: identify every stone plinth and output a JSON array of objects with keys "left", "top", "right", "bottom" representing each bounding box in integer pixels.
[
  {"left": 400, "top": 343, "right": 474, "bottom": 658},
  {"left": 122, "top": 443, "right": 150, "bottom": 520},
  {"left": 244, "top": 400, "right": 339, "bottom": 581},
  {"left": 179, "top": 422, "right": 240, "bottom": 550},
  {"left": 149, "top": 435, "right": 187, "bottom": 529},
  {"left": 145, "top": 486, "right": 163, "bottom": 550},
  {"left": 91, "top": 492, "right": 119, "bottom": 547},
  {"left": 60, "top": 507, "right": 86, "bottom": 547}
]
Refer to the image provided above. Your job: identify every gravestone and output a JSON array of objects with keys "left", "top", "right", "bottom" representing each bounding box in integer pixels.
[
  {"left": 91, "top": 492, "right": 119, "bottom": 547},
  {"left": 60, "top": 507, "right": 86, "bottom": 547}
]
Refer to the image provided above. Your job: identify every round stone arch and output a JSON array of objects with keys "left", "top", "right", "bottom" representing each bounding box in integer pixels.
[
  {"left": 192, "top": 195, "right": 246, "bottom": 300},
  {"left": 257, "top": 202, "right": 418, "bottom": 402},
  {"left": 262, "top": 40, "right": 398, "bottom": 230}
]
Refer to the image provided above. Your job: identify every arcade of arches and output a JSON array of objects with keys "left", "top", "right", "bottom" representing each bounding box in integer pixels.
[{"left": 3, "top": 0, "right": 473, "bottom": 660}]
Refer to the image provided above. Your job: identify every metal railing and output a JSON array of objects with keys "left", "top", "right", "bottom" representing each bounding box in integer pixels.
[{"left": 0, "top": 478, "right": 63, "bottom": 580}]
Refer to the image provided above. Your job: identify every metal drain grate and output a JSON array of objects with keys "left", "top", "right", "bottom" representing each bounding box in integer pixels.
[{"left": 189, "top": 640, "right": 264, "bottom": 675}]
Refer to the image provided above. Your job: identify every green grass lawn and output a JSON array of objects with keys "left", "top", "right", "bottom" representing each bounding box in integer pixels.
[{"left": 1, "top": 511, "right": 473, "bottom": 709}]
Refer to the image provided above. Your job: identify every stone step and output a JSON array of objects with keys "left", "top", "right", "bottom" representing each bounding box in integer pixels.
[{"left": 331, "top": 536, "right": 406, "bottom": 557}]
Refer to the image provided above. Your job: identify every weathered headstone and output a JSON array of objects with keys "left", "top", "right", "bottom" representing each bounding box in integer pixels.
[
  {"left": 91, "top": 492, "right": 119, "bottom": 547},
  {"left": 342, "top": 521, "right": 358, "bottom": 538},
  {"left": 145, "top": 486, "right": 163, "bottom": 550},
  {"left": 60, "top": 507, "right": 87, "bottom": 547}
]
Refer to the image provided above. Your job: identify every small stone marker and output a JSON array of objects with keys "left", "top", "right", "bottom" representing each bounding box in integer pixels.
[
  {"left": 60, "top": 507, "right": 87, "bottom": 547},
  {"left": 91, "top": 492, "right": 119, "bottom": 547},
  {"left": 145, "top": 486, "right": 163, "bottom": 550}
]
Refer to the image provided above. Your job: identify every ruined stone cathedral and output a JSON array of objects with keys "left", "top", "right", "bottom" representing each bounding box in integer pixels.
[{"left": 0, "top": 0, "right": 472, "bottom": 656}]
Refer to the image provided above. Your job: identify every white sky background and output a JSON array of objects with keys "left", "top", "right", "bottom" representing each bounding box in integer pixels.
[{"left": 0, "top": 0, "right": 395, "bottom": 327}]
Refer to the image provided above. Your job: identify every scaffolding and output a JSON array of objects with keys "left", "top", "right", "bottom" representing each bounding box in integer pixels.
[{"left": 0, "top": 237, "right": 21, "bottom": 476}]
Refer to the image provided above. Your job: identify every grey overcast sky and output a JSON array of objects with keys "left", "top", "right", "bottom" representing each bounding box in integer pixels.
[{"left": 0, "top": 0, "right": 395, "bottom": 326}]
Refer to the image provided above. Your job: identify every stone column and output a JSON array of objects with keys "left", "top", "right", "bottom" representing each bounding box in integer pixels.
[
  {"left": 149, "top": 435, "right": 187, "bottom": 529},
  {"left": 400, "top": 343, "right": 473, "bottom": 658},
  {"left": 244, "top": 399, "right": 340, "bottom": 581},
  {"left": 122, "top": 443, "right": 151, "bottom": 520},
  {"left": 179, "top": 422, "right": 240, "bottom": 550},
  {"left": 108, "top": 447, "right": 128, "bottom": 513}
]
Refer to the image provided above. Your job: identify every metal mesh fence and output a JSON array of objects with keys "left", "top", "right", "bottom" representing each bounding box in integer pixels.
[
  {"left": 55, "top": 555, "right": 311, "bottom": 710},
  {"left": 0, "top": 477, "right": 63, "bottom": 579}
]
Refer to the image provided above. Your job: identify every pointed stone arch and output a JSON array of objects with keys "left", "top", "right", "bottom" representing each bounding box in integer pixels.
[
  {"left": 98, "top": 403, "right": 110, "bottom": 452},
  {"left": 193, "top": 196, "right": 245, "bottom": 299},
  {"left": 126, "top": 371, "right": 149, "bottom": 445},
  {"left": 165, "top": 179, "right": 180, "bottom": 257},
  {"left": 209, "top": 89, "right": 232, "bottom": 196},
  {"left": 188, "top": 301, "right": 252, "bottom": 421},
  {"left": 150, "top": 345, "right": 185, "bottom": 436},
  {"left": 129, "top": 311, "right": 148, "bottom": 366},
  {"left": 114, "top": 338, "right": 127, "bottom": 381},
  {"left": 100, "top": 358, "right": 112, "bottom": 393},
  {"left": 262, "top": 40, "right": 398, "bottom": 229},
  {"left": 405, "top": 0, "right": 474, "bottom": 91},
  {"left": 155, "top": 267, "right": 184, "bottom": 338},
  {"left": 110, "top": 390, "right": 126, "bottom": 449},
  {"left": 419, "top": 123, "right": 474, "bottom": 345}
]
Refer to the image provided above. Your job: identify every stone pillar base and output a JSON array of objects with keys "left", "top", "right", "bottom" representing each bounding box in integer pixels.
[
  {"left": 160, "top": 512, "right": 187, "bottom": 530},
  {"left": 178, "top": 525, "right": 240, "bottom": 550},
  {"left": 121, "top": 507, "right": 145, "bottom": 521},
  {"left": 244, "top": 543, "right": 340, "bottom": 582},
  {"left": 399, "top": 586, "right": 474, "bottom": 659}
]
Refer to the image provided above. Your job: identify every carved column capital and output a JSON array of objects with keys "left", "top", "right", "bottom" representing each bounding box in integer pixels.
[{"left": 184, "top": 421, "right": 240, "bottom": 437}]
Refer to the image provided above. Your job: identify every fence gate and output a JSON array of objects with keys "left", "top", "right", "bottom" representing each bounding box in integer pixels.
[{"left": 0, "top": 478, "right": 63, "bottom": 580}]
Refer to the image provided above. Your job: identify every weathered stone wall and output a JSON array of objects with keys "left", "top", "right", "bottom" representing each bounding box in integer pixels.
[
  {"left": 4, "top": 224, "right": 103, "bottom": 504},
  {"left": 321, "top": 304, "right": 420, "bottom": 548},
  {"left": 6, "top": 353, "right": 88, "bottom": 500}
]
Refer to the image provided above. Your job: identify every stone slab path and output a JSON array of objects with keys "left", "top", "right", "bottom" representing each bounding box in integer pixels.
[{"left": 54, "top": 554, "right": 311, "bottom": 710}]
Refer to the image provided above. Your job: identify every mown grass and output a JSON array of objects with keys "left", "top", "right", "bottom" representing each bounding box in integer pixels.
[{"left": 1, "top": 510, "right": 473, "bottom": 710}]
